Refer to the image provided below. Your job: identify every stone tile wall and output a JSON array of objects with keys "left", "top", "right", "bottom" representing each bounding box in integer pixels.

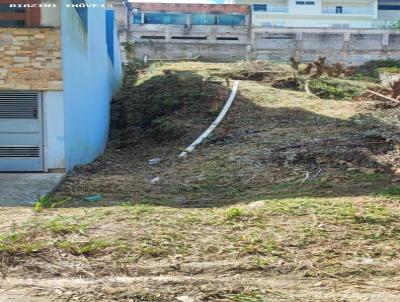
[{"left": 0, "top": 27, "right": 62, "bottom": 90}]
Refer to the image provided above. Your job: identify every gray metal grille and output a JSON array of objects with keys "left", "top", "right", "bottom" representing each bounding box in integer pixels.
[
  {"left": 0, "top": 92, "right": 39, "bottom": 119},
  {"left": 0, "top": 146, "right": 40, "bottom": 158}
]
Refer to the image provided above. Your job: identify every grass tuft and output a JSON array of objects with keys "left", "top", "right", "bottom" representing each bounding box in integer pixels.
[
  {"left": 34, "top": 195, "right": 66, "bottom": 211},
  {"left": 0, "top": 229, "right": 45, "bottom": 255},
  {"left": 226, "top": 208, "right": 246, "bottom": 221},
  {"left": 55, "top": 238, "right": 109, "bottom": 255},
  {"left": 378, "top": 186, "right": 400, "bottom": 199},
  {"left": 43, "top": 216, "right": 89, "bottom": 235}
]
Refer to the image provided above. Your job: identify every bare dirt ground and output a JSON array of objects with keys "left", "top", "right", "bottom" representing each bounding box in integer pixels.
[{"left": 2, "top": 61, "right": 400, "bottom": 301}]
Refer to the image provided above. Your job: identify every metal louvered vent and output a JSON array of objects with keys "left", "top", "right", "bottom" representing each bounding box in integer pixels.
[
  {"left": 0, "top": 146, "right": 40, "bottom": 158},
  {"left": 0, "top": 92, "right": 39, "bottom": 119}
]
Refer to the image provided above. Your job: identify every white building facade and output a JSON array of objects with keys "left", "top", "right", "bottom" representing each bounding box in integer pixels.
[
  {"left": 378, "top": 0, "right": 400, "bottom": 25},
  {"left": 227, "top": 0, "right": 384, "bottom": 28}
]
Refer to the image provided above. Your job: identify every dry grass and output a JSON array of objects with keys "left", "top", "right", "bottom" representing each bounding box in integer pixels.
[{"left": 2, "top": 61, "right": 400, "bottom": 301}]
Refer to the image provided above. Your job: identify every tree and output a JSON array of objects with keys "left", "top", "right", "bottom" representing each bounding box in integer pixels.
[{"left": 389, "top": 20, "right": 400, "bottom": 29}]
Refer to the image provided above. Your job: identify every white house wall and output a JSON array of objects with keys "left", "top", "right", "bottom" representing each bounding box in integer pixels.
[
  {"left": 42, "top": 91, "right": 65, "bottom": 172},
  {"left": 252, "top": 14, "right": 376, "bottom": 28},
  {"left": 232, "top": 0, "right": 378, "bottom": 28}
]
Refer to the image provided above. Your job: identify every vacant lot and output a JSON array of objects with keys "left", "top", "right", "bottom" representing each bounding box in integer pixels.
[{"left": 2, "top": 61, "right": 400, "bottom": 301}]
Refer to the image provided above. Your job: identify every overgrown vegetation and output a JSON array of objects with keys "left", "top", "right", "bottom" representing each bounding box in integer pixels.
[
  {"left": 3, "top": 60, "right": 400, "bottom": 301},
  {"left": 388, "top": 20, "right": 400, "bottom": 29},
  {"left": 226, "top": 207, "right": 246, "bottom": 221},
  {"left": 308, "top": 76, "right": 364, "bottom": 99},
  {"left": 358, "top": 59, "right": 400, "bottom": 78},
  {"left": 34, "top": 195, "right": 66, "bottom": 211},
  {"left": 55, "top": 238, "right": 109, "bottom": 256},
  {"left": 377, "top": 67, "right": 400, "bottom": 74}
]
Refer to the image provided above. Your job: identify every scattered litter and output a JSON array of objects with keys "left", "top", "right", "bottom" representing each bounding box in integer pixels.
[
  {"left": 176, "top": 295, "right": 195, "bottom": 302},
  {"left": 247, "top": 200, "right": 265, "bottom": 209},
  {"left": 84, "top": 194, "right": 104, "bottom": 202},
  {"left": 148, "top": 158, "right": 161, "bottom": 165},
  {"left": 300, "top": 168, "right": 323, "bottom": 184},
  {"left": 150, "top": 176, "right": 160, "bottom": 184},
  {"left": 353, "top": 257, "right": 375, "bottom": 265},
  {"left": 360, "top": 258, "right": 375, "bottom": 265}
]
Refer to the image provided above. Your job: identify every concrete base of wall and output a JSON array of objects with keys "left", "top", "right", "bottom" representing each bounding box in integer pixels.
[
  {"left": 252, "top": 28, "right": 400, "bottom": 66},
  {"left": 134, "top": 42, "right": 248, "bottom": 61}
]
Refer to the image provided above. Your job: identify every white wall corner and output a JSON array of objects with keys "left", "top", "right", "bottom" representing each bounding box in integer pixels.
[{"left": 42, "top": 91, "right": 66, "bottom": 171}]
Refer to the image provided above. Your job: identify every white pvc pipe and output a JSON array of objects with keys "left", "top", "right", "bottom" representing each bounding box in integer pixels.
[{"left": 179, "top": 80, "right": 239, "bottom": 157}]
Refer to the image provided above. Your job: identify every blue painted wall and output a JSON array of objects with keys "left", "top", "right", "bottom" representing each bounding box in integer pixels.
[
  {"left": 61, "top": 0, "right": 122, "bottom": 171},
  {"left": 106, "top": 9, "right": 123, "bottom": 95}
]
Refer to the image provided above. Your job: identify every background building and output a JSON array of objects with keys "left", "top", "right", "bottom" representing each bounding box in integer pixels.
[
  {"left": 122, "top": 1, "right": 400, "bottom": 65},
  {"left": 127, "top": 2, "right": 251, "bottom": 61},
  {"left": 378, "top": 0, "right": 400, "bottom": 25},
  {"left": 227, "top": 0, "right": 381, "bottom": 28}
]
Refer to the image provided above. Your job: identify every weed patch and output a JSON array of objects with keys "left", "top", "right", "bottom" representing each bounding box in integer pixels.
[
  {"left": 55, "top": 238, "right": 109, "bottom": 255},
  {"left": 43, "top": 216, "right": 89, "bottom": 235},
  {"left": 122, "top": 203, "right": 155, "bottom": 216},
  {"left": 34, "top": 195, "right": 66, "bottom": 211},
  {"left": 136, "top": 233, "right": 191, "bottom": 258},
  {"left": 377, "top": 67, "right": 400, "bottom": 74},
  {"left": 309, "top": 76, "right": 363, "bottom": 99},
  {"left": 378, "top": 186, "right": 400, "bottom": 199},
  {"left": 358, "top": 59, "right": 400, "bottom": 78},
  {"left": 0, "top": 229, "right": 45, "bottom": 255},
  {"left": 226, "top": 208, "right": 246, "bottom": 221},
  {"left": 354, "top": 204, "right": 398, "bottom": 225},
  {"left": 225, "top": 292, "right": 265, "bottom": 302},
  {"left": 229, "top": 233, "right": 281, "bottom": 256}
]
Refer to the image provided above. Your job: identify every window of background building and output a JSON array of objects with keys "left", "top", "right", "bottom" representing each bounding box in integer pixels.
[
  {"left": 143, "top": 13, "right": 186, "bottom": 25},
  {"left": 253, "top": 4, "right": 267, "bottom": 12},
  {"left": 191, "top": 14, "right": 216, "bottom": 25},
  {"left": 336, "top": 6, "right": 343, "bottom": 14},
  {"left": 133, "top": 13, "right": 142, "bottom": 24},
  {"left": 0, "top": 0, "right": 40, "bottom": 27},
  {"left": 217, "top": 14, "right": 245, "bottom": 26},
  {"left": 378, "top": 5, "right": 400, "bottom": 10},
  {"left": 296, "top": 1, "right": 315, "bottom": 5}
]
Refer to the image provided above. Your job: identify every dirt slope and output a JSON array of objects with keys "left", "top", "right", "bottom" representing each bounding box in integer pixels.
[{"left": 2, "top": 61, "right": 400, "bottom": 301}]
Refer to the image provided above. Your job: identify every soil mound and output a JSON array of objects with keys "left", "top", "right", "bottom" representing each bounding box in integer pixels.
[{"left": 111, "top": 68, "right": 230, "bottom": 148}]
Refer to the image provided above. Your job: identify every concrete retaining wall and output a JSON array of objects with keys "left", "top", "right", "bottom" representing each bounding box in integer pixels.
[
  {"left": 135, "top": 41, "right": 248, "bottom": 61},
  {"left": 131, "top": 24, "right": 250, "bottom": 61},
  {"left": 253, "top": 28, "right": 400, "bottom": 65},
  {"left": 130, "top": 25, "right": 400, "bottom": 65}
]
